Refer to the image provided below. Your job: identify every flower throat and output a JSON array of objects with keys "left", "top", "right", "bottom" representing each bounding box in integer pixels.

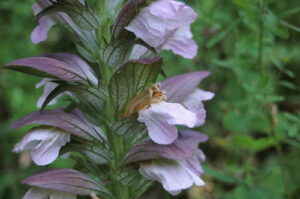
[{"left": 124, "top": 84, "right": 166, "bottom": 117}]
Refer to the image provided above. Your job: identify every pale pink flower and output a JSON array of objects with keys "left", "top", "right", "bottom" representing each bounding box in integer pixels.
[
  {"left": 125, "top": 72, "right": 214, "bottom": 144},
  {"left": 126, "top": 130, "right": 208, "bottom": 195},
  {"left": 126, "top": 0, "right": 198, "bottom": 59},
  {"left": 13, "top": 127, "right": 70, "bottom": 166}
]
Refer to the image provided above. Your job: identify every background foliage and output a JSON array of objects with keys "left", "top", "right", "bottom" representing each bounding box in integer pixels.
[{"left": 0, "top": 0, "right": 299, "bottom": 198}]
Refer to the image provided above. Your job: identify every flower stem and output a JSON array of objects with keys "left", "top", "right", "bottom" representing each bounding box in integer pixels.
[
  {"left": 257, "top": 2, "right": 289, "bottom": 198},
  {"left": 105, "top": 123, "right": 129, "bottom": 199},
  {"left": 257, "top": 0, "right": 264, "bottom": 72}
]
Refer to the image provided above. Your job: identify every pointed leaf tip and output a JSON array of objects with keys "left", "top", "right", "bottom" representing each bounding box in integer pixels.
[{"left": 22, "top": 169, "right": 111, "bottom": 198}]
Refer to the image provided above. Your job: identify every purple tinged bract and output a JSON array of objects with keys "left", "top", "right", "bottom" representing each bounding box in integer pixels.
[
  {"left": 22, "top": 188, "right": 76, "bottom": 199},
  {"left": 22, "top": 169, "right": 105, "bottom": 197},
  {"left": 12, "top": 109, "right": 103, "bottom": 141}
]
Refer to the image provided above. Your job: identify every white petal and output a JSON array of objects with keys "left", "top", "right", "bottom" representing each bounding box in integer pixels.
[
  {"left": 178, "top": 150, "right": 205, "bottom": 185},
  {"left": 22, "top": 188, "right": 49, "bottom": 199},
  {"left": 139, "top": 160, "right": 194, "bottom": 195},
  {"left": 138, "top": 102, "right": 197, "bottom": 144},
  {"left": 182, "top": 89, "right": 214, "bottom": 126},
  {"left": 150, "top": 102, "right": 198, "bottom": 128},
  {"left": 51, "top": 192, "right": 77, "bottom": 199},
  {"left": 14, "top": 128, "right": 70, "bottom": 166},
  {"left": 36, "top": 79, "right": 60, "bottom": 108},
  {"left": 138, "top": 105, "right": 178, "bottom": 145}
]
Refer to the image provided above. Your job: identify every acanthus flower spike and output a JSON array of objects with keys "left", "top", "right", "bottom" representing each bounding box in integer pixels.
[{"left": 3, "top": 0, "right": 215, "bottom": 198}]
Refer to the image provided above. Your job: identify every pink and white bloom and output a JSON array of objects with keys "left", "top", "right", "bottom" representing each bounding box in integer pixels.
[
  {"left": 36, "top": 78, "right": 61, "bottom": 108},
  {"left": 125, "top": 71, "right": 214, "bottom": 145},
  {"left": 22, "top": 188, "right": 76, "bottom": 199},
  {"left": 13, "top": 127, "right": 70, "bottom": 166},
  {"left": 125, "top": 0, "right": 198, "bottom": 59},
  {"left": 31, "top": 3, "right": 55, "bottom": 44},
  {"left": 126, "top": 130, "right": 208, "bottom": 195}
]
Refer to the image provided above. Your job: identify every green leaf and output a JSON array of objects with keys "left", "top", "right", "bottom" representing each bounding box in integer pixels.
[
  {"left": 108, "top": 57, "right": 162, "bottom": 116},
  {"left": 232, "top": 135, "right": 274, "bottom": 152},
  {"left": 2, "top": 65, "right": 56, "bottom": 79},
  {"left": 204, "top": 165, "right": 241, "bottom": 184}
]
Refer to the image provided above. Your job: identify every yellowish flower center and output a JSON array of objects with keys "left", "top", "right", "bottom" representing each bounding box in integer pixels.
[{"left": 124, "top": 84, "right": 167, "bottom": 117}]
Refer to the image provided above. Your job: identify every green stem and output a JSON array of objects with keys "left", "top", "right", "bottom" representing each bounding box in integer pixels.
[
  {"left": 270, "top": 128, "right": 289, "bottom": 199},
  {"left": 106, "top": 123, "right": 129, "bottom": 199},
  {"left": 98, "top": 58, "right": 113, "bottom": 84},
  {"left": 257, "top": 0, "right": 264, "bottom": 72},
  {"left": 257, "top": 2, "right": 288, "bottom": 198}
]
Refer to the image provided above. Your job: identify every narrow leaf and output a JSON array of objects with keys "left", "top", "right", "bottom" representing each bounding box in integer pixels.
[
  {"left": 3, "top": 57, "right": 84, "bottom": 82},
  {"left": 22, "top": 169, "right": 112, "bottom": 198},
  {"left": 12, "top": 109, "right": 101, "bottom": 141}
]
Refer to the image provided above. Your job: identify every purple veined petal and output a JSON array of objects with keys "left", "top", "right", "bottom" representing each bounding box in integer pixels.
[
  {"left": 4, "top": 57, "right": 85, "bottom": 82},
  {"left": 36, "top": 78, "right": 61, "bottom": 108},
  {"left": 11, "top": 109, "right": 100, "bottom": 141},
  {"left": 179, "top": 130, "right": 209, "bottom": 151},
  {"left": 42, "top": 53, "right": 98, "bottom": 84},
  {"left": 161, "top": 71, "right": 211, "bottom": 103},
  {"left": 125, "top": 138, "right": 194, "bottom": 163},
  {"left": 139, "top": 159, "right": 204, "bottom": 195},
  {"left": 13, "top": 127, "right": 70, "bottom": 166},
  {"left": 31, "top": 3, "right": 55, "bottom": 44},
  {"left": 22, "top": 169, "right": 105, "bottom": 196}
]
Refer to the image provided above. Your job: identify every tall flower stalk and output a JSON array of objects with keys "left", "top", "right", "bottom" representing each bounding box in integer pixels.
[{"left": 2, "top": 0, "right": 214, "bottom": 198}]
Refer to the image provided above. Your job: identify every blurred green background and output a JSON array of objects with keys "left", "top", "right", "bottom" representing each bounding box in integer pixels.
[{"left": 0, "top": 0, "right": 300, "bottom": 198}]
